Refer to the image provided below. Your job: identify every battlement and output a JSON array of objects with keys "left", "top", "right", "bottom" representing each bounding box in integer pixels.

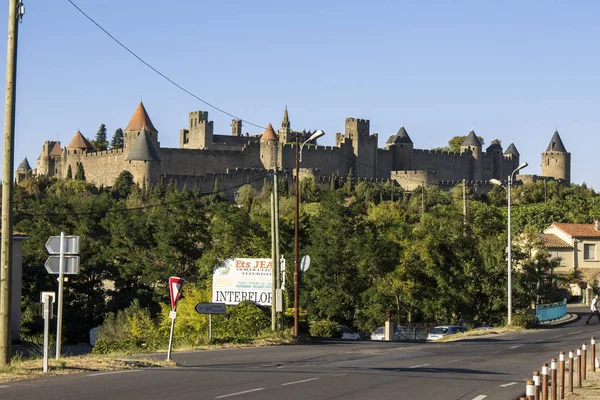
[
  {"left": 412, "top": 148, "right": 465, "bottom": 157},
  {"left": 345, "top": 117, "right": 370, "bottom": 124},
  {"left": 78, "top": 148, "right": 126, "bottom": 158},
  {"left": 189, "top": 111, "right": 209, "bottom": 122}
]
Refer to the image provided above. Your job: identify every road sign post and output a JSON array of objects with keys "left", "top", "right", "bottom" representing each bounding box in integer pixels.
[
  {"left": 40, "top": 292, "right": 55, "bottom": 373},
  {"left": 167, "top": 277, "right": 185, "bottom": 361},
  {"left": 195, "top": 302, "right": 225, "bottom": 341},
  {"left": 45, "top": 233, "right": 80, "bottom": 360}
]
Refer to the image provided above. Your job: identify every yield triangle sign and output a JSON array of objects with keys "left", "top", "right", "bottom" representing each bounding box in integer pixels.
[{"left": 169, "top": 277, "right": 185, "bottom": 311}]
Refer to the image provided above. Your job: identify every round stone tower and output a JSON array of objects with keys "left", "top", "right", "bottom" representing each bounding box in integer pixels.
[{"left": 541, "top": 130, "right": 570, "bottom": 185}]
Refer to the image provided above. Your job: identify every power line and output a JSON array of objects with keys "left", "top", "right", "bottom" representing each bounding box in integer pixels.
[{"left": 65, "top": 0, "right": 265, "bottom": 130}]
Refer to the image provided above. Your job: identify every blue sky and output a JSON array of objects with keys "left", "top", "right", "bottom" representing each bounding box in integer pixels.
[{"left": 1, "top": 0, "right": 599, "bottom": 188}]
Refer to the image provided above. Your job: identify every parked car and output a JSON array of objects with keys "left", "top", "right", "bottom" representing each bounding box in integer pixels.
[
  {"left": 370, "top": 325, "right": 410, "bottom": 341},
  {"left": 339, "top": 325, "right": 361, "bottom": 340},
  {"left": 370, "top": 326, "right": 385, "bottom": 340},
  {"left": 426, "top": 325, "right": 468, "bottom": 341}
]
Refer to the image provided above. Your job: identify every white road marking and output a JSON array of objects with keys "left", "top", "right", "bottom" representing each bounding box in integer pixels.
[
  {"left": 0, "top": 385, "right": 8, "bottom": 388},
  {"left": 500, "top": 382, "right": 517, "bottom": 387},
  {"left": 472, "top": 395, "right": 487, "bottom": 400},
  {"left": 215, "top": 388, "right": 265, "bottom": 398},
  {"left": 331, "top": 374, "right": 348, "bottom": 377},
  {"left": 281, "top": 378, "right": 319, "bottom": 386},
  {"left": 447, "top": 359, "right": 460, "bottom": 363},
  {"left": 509, "top": 344, "right": 524, "bottom": 349},
  {"left": 88, "top": 370, "right": 141, "bottom": 377},
  {"left": 550, "top": 335, "right": 561, "bottom": 339},
  {"left": 409, "top": 363, "right": 431, "bottom": 369},
  {"left": 535, "top": 339, "right": 543, "bottom": 343}
]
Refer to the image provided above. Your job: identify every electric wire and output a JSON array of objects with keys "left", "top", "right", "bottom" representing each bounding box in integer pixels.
[{"left": 65, "top": 0, "right": 266, "bottom": 130}]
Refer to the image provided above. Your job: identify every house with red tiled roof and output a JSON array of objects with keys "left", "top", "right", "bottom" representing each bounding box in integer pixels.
[{"left": 543, "top": 222, "right": 600, "bottom": 296}]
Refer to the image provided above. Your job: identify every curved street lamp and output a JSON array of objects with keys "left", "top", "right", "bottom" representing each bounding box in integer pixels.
[
  {"left": 491, "top": 161, "right": 528, "bottom": 325},
  {"left": 294, "top": 130, "right": 324, "bottom": 337}
]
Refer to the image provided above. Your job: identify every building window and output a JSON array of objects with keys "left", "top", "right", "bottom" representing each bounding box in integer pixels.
[{"left": 584, "top": 244, "right": 596, "bottom": 260}]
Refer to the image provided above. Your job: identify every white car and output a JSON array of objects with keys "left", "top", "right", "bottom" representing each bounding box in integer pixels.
[
  {"left": 370, "top": 326, "right": 384, "bottom": 340},
  {"left": 426, "top": 325, "right": 468, "bottom": 341},
  {"left": 339, "top": 325, "right": 360, "bottom": 340}
]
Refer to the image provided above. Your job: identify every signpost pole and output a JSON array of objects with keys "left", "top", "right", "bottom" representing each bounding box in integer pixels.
[
  {"left": 167, "top": 313, "right": 175, "bottom": 361},
  {"left": 42, "top": 293, "right": 53, "bottom": 373},
  {"left": 209, "top": 314, "right": 212, "bottom": 341},
  {"left": 55, "top": 231, "right": 64, "bottom": 359}
]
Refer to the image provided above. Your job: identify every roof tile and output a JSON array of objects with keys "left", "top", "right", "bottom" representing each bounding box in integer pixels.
[
  {"left": 125, "top": 102, "right": 157, "bottom": 133},
  {"left": 542, "top": 233, "right": 573, "bottom": 249},
  {"left": 553, "top": 223, "right": 600, "bottom": 238}
]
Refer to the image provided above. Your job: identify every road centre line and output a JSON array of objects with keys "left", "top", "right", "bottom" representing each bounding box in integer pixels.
[
  {"left": 409, "top": 363, "right": 431, "bottom": 369},
  {"left": 472, "top": 395, "right": 487, "bottom": 400},
  {"left": 88, "top": 370, "right": 141, "bottom": 377},
  {"left": 281, "top": 378, "right": 319, "bottom": 386},
  {"left": 0, "top": 385, "right": 8, "bottom": 389},
  {"left": 499, "top": 382, "right": 517, "bottom": 387},
  {"left": 331, "top": 374, "right": 348, "bottom": 377},
  {"left": 215, "top": 388, "right": 265, "bottom": 399},
  {"left": 509, "top": 344, "right": 524, "bottom": 349},
  {"left": 550, "top": 335, "right": 562, "bottom": 339},
  {"left": 535, "top": 339, "right": 543, "bottom": 343}
]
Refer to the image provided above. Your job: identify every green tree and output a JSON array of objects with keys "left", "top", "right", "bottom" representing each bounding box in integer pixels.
[
  {"left": 110, "top": 128, "right": 124, "bottom": 149},
  {"left": 66, "top": 164, "right": 72, "bottom": 179},
  {"left": 93, "top": 123, "right": 108, "bottom": 151},
  {"left": 75, "top": 162, "right": 86, "bottom": 181}
]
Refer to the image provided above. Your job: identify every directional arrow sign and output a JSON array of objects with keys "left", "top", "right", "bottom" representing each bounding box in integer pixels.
[
  {"left": 194, "top": 302, "right": 226, "bottom": 315},
  {"left": 46, "top": 236, "right": 80, "bottom": 255},
  {"left": 44, "top": 255, "right": 80, "bottom": 275}
]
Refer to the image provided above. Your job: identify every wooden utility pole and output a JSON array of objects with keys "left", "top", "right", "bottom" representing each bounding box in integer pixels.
[{"left": 0, "top": 0, "right": 22, "bottom": 366}]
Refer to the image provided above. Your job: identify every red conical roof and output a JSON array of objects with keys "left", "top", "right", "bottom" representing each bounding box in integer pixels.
[
  {"left": 50, "top": 142, "right": 62, "bottom": 156},
  {"left": 67, "top": 130, "right": 94, "bottom": 150},
  {"left": 261, "top": 123, "right": 277, "bottom": 141},
  {"left": 124, "top": 101, "right": 157, "bottom": 133}
]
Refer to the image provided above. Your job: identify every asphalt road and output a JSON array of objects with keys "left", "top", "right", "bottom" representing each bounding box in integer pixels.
[{"left": 1, "top": 310, "right": 597, "bottom": 400}]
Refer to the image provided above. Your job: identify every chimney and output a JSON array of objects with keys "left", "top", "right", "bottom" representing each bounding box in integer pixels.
[{"left": 595, "top": 220, "right": 600, "bottom": 231}]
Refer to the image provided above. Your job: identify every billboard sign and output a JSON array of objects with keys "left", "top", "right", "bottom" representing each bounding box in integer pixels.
[{"left": 212, "top": 258, "right": 273, "bottom": 306}]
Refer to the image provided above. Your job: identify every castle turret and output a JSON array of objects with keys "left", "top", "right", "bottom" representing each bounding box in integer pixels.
[
  {"left": 343, "top": 117, "right": 378, "bottom": 178},
  {"left": 486, "top": 139, "right": 503, "bottom": 179},
  {"left": 231, "top": 119, "right": 243, "bottom": 137},
  {"left": 125, "top": 127, "right": 161, "bottom": 187},
  {"left": 180, "top": 111, "right": 213, "bottom": 149},
  {"left": 386, "top": 126, "right": 414, "bottom": 171},
  {"left": 461, "top": 130, "right": 482, "bottom": 180},
  {"left": 124, "top": 102, "right": 159, "bottom": 151},
  {"left": 260, "top": 123, "right": 278, "bottom": 170},
  {"left": 16, "top": 157, "right": 31, "bottom": 183},
  {"left": 67, "top": 130, "right": 94, "bottom": 153},
  {"left": 542, "top": 130, "right": 570, "bottom": 185}
]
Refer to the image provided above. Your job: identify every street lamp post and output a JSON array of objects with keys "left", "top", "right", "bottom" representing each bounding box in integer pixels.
[
  {"left": 491, "top": 161, "right": 528, "bottom": 325},
  {"left": 294, "top": 130, "right": 324, "bottom": 337}
]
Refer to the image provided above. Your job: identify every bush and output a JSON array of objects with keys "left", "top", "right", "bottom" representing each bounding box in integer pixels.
[
  {"left": 511, "top": 309, "right": 537, "bottom": 329},
  {"left": 214, "top": 301, "right": 270, "bottom": 338},
  {"left": 309, "top": 320, "right": 340, "bottom": 337},
  {"left": 95, "top": 299, "right": 165, "bottom": 353}
]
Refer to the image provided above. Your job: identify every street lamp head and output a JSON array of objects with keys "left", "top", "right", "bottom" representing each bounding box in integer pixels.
[
  {"left": 516, "top": 162, "right": 528, "bottom": 172},
  {"left": 489, "top": 179, "right": 502, "bottom": 186},
  {"left": 307, "top": 129, "right": 325, "bottom": 143}
]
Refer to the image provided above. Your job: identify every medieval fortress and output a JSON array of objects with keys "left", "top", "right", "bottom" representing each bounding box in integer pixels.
[{"left": 22, "top": 102, "right": 571, "bottom": 196}]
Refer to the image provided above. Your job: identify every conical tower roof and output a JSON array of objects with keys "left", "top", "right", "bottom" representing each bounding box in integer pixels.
[
  {"left": 461, "top": 130, "right": 482, "bottom": 147},
  {"left": 125, "top": 127, "right": 160, "bottom": 161},
  {"left": 124, "top": 102, "right": 157, "bottom": 133},
  {"left": 67, "top": 130, "right": 94, "bottom": 150},
  {"left": 546, "top": 130, "right": 567, "bottom": 152},
  {"left": 50, "top": 142, "right": 62, "bottom": 156},
  {"left": 261, "top": 123, "right": 278, "bottom": 141},
  {"left": 504, "top": 143, "right": 520, "bottom": 156},
  {"left": 17, "top": 157, "right": 31, "bottom": 171},
  {"left": 386, "top": 126, "right": 413, "bottom": 144},
  {"left": 486, "top": 139, "right": 503, "bottom": 152}
]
